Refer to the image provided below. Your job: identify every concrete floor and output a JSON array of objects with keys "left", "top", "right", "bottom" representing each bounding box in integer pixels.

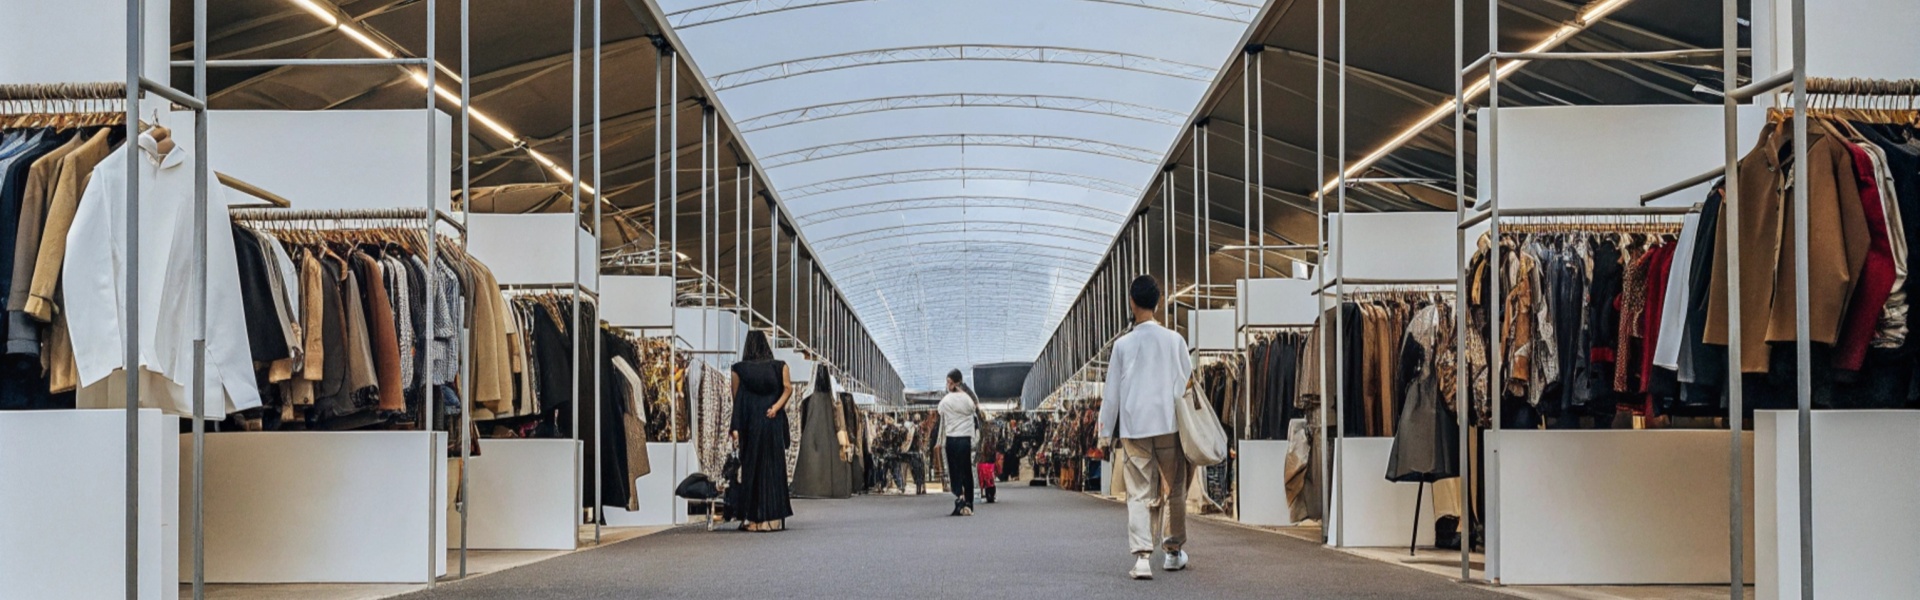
[{"left": 389, "top": 485, "right": 1511, "bottom": 600}]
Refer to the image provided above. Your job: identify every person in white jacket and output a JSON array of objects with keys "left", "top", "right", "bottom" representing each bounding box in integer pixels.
[{"left": 1098, "top": 275, "right": 1193, "bottom": 580}]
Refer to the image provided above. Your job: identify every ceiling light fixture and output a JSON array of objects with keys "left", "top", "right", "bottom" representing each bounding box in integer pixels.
[
  {"left": 287, "top": 0, "right": 597, "bottom": 195},
  {"left": 1313, "top": 0, "right": 1639, "bottom": 199}
]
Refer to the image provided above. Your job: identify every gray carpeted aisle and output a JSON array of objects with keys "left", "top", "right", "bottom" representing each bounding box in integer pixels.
[{"left": 397, "top": 486, "right": 1505, "bottom": 600}]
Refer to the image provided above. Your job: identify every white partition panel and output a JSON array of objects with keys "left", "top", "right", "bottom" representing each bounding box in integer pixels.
[
  {"left": 1237, "top": 440, "right": 1292, "bottom": 526},
  {"left": 774, "top": 348, "right": 818, "bottom": 389},
  {"left": 185, "top": 432, "right": 446, "bottom": 583},
  {"left": 0, "top": 410, "right": 178, "bottom": 600},
  {"left": 457, "top": 439, "right": 581, "bottom": 551},
  {"left": 1331, "top": 437, "right": 1433, "bottom": 548},
  {"left": 1754, "top": 0, "right": 1920, "bottom": 82},
  {"left": 606, "top": 442, "right": 694, "bottom": 527},
  {"left": 1477, "top": 106, "right": 1769, "bottom": 210},
  {"left": 602, "top": 276, "right": 676, "bottom": 328},
  {"left": 1323, "top": 212, "right": 1455, "bottom": 281},
  {"left": 1186, "top": 309, "right": 1236, "bottom": 351},
  {"left": 1237, "top": 278, "right": 1318, "bottom": 327},
  {"left": 0, "top": 0, "right": 168, "bottom": 85},
  {"left": 677, "top": 307, "right": 747, "bottom": 355},
  {"left": 1756, "top": 410, "right": 1920, "bottom": 600},
  {"left": 1493, "top": 430, "right": 1754, "bottom": 585},
  {"left": 207, "top": 110, "right": 452, "bottom": 211},
  {"left": 467, "top": 213, "right": 597, "bottom": 291}
]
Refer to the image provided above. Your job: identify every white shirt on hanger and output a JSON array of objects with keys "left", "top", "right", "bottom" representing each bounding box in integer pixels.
[
  {"left": 1100, "top": 320, "right": 1191, "bottom": 440},
  {"left": 65, "top": 135, "right": 261, "bottom": 420}
]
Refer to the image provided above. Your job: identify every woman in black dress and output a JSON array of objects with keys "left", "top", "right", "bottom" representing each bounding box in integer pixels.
[{"left": 728, "top": 331, "right": 794, "bottom": 531}]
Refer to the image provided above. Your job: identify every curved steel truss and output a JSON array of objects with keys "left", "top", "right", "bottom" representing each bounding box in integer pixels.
[
  {"left": 784, "top": 168, "right": 1142, "bottom": 200},
  {"left": 797, "top": 195, "right": 1127, "bottom": 226},
  {"left": 813, "top": 219, "right": 1115, "bottom": 250},
  {"left": 736, "top": 93, "right": 1187, "bottom": 132},
  {"left": 712, "top": 45, "right": 1215, "bottom": 90},
  {"left": 763, "top": 133, "right": 1160, "bottom": 168},
  {"left": 826, "top": 247, "right": 1103, "bottom": 277},
  {"left": 668, "top": 0, "right": 1259, "bottom": 29}
]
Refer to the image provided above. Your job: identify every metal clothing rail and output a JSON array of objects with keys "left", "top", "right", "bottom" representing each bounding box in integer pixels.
[
  {"left": 227, "top": 206, "right": 469, "bottom": 233},
  {"left": 1310, "top": 277, "right": 1457, "bottom": 295},
  {"left": 1458, "top": 205, "right": 1697, "bottom": 229}
]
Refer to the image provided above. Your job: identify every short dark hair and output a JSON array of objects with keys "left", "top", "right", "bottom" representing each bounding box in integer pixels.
[
  {"left": 1129, "top": 275, "right": 1161, "bottom": 311},
  {"left": 947, "top": 369, "right": 964, "bottom": 384}
]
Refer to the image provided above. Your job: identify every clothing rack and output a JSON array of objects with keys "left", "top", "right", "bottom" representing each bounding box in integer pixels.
[{"left": 228, "top": 206, "right": 467, "bottom": 233}]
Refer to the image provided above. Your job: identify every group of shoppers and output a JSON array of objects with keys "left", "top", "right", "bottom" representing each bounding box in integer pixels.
[{"left": 719, "top": 274, "right": 1197, "bottom": 580}]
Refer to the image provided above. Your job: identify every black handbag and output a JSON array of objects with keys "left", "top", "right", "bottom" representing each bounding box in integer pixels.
[
  {"left": 674, "top": 473, "right": 721, "bottom": 500},
  {"left": 721, "top": 451, "right": 742, "bottom": 483}
]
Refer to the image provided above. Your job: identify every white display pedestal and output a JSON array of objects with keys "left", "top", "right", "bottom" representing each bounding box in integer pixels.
[
  {"left": 1491, "top": 430, "right": 1754, "bottom": 585},
  {"left": 606, "top": 442, "right": 694, "bottom": 526},
  {"left": 0, "top": 409, "right": 179, "bottom": 600},
  {"left": 1236, "top": 440, "right": 1292, "bottom": 526},
  {"left": 1330, "top": 437, "right": 1432, "bottom": 548},
  {"left": 187, "top": 432, "right": 446, "bottom": 583},
  {"left": 456, "top": 439, "right": 581, "bottom": 550},
  {"left": 1756, "top": 410, "right": 1920, "bottom": 600}
]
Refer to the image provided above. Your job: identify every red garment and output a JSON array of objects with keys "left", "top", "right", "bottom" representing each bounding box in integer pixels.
[
  {"left": 1636, "top": 242, "right": 1678, "bottom": 415},
  {"left": 1832, "top": 141, "right": 1895, "bottom": 373},
  {"left": 977, "top": 461, "right": 997, "bottom": 488}
]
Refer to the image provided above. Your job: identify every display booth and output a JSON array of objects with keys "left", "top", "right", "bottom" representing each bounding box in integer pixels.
[
  {"left": 1467, "top": 104, "right": 1766, "bottom": 585},
  {"left": 1321, "top": 212, "right": 1453, "bottom": 548},
  {"left": 1234, "top": 278, "right": 1317, "bottom": 527},
  {"left": 0, "top": 3, "right": 179, "bottom": 597},
  {"left": 601, "top": 275, "right": 693, "bottom": 527},
  {"left": 1755, "top": 410, "right": 1920, "bottom": 600},
  {"left": 163, "top": 109, "right": 462, "bottom": 582},
  {"left": 459, "top": 213, "right": 597, "bottom": 550}
]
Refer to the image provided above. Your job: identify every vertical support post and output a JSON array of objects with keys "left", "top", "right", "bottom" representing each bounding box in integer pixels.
[
  {"left": 1451, "top": 0, "right": 1470, "bottom": 581},
  {"left": 190, "top": 0, "right": 209, "bottom": 595},
  {"left": 123, "top": 0, "right": 144, "bottom": 595},
  {"left": 591, "top": 0, "right": 605, "bottom": 544},
  {"left": 1313, "top": 0, "right": 1330, "bottom": 546},
  {"left": 1332, "top": 0, "right": 1349, "bottom": 548},
  {"left": 1255, "top": 49, "right": 1266, "bottom": 277},
  {"left": 457, "top": 0, "right": 473, "bottom": 577},
  {"left": 1720, "top": 0, "right": 1745, "bottom": 595},
  {"left": 1484, "top": 0, "right": 1504, "bottom": 579},
  {"left": 1788, "top": 0, "right": 1813, "bottom": 594},
  {"left": 568, "top": 0, "right": 583, "bottom": 545},
  {"left": 424, "top": 0, "right": 442, "bottom": 583},
  {"left": 653, "top": 41, "right": 664, "bottom": 277}
]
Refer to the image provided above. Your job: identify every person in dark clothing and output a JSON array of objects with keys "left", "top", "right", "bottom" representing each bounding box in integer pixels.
[{"left": 726, "top": 331, "right": 794, "bottom": 532}]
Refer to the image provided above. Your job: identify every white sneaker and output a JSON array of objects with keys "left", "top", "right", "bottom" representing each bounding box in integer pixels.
[
  {"left": 1129, "top": 557, "right": 1154, "bottom": 580},
  {"left": 1162, "top": 550, "right": 1188, "bottom": 572}
]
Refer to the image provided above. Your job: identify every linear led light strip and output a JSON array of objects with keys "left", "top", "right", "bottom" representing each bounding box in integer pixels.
[
  {"left": 1314, "top": 0, "right": 1635, "bottom": 198},
  {"left": 289, "top": 0, "right": 596, "bottom": 194}
]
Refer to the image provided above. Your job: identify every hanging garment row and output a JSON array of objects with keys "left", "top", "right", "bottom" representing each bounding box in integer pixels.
[
  {"left": 1463, "top": 221, "right": 1688, "bottom": 429},
  {"left": 1296, "top": 290, "right": 1453, "bottom": 438},
  {"left": 219, "top": 223, "right": 496, "bottom": 438},
  {"left": 1700, "top": 109, "right": 1920, "bottom": 411},
  {"left": 1244, "top": 329, "right": 1308, "bottom": 440}
]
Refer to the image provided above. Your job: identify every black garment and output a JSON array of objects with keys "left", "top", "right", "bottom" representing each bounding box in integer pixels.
[
  {"left": 312, "top": 257, "right": 355, "bottom": 420},
  {"left": 792, "top": 365, "right": 853, "bottom": 499},
  {"left": 945, "top": 436, "right": 975, "bottom": 508},
  {"left": 726, "top": 359, "right": 794, "bottom": 523},
  {"left": 1678, "top": 187, "right": 1728, "bottom": 413},
  {"left": 230, "top": 224, "right": 292, "bottom": 363},
  {"left": 588, "top": 327, "right": 633, "bottom": 512}
]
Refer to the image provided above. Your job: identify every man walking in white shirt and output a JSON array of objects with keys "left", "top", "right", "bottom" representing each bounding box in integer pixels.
[
  {"left": 938, "top": 369, "right": 980, "bottom": 516},
  {"left": 1099, "top": 275, "right": 1194, "bottom": 580}
]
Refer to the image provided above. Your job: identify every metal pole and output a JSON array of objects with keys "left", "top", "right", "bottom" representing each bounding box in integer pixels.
[
  {"left": 457, "top": 0, "right": 473, "bottom": 577},
  {"left": 669, "top": 50, "right": 679, "bottom": 281},
  {"left": 653, "top": 43, "right": 663, "bottom": 277},
  {"left": 424, "top": 0, "right": 441, "bottom": 584},
  {"left": 568, "top": 0, "right": 584, "bottom": 545},
  {"left": 1720, "top": 0, "right": 1744, "bottom": 595},
  {"left": 190, "top": 0, "right": 209, "bottom": 595},
  {"left": 1484, "top": 0, "right": 1504, "bottom": 579},
  {"left": 1789, "top": 0, "right": 1813, "bottom": 593},
  {"left": 123, "top": 0, "right": 144, "bottom": 594},
  {"left": 1333, "top": 0, "right": 1348, "bottom": 548},
  {"left": 1452, "top": 0, "right": 1470, "bottom": 581},
  {"left": 1314, "top": 0, "right": 1331, "bottom": 545},
  {"left": 748, "top": 174, "right": 755, "bottom": 315},
  {"left": 592, "top": 0, "right": 604, "bottom": 544},
  {"left": 1255, "top": 49, "right": 1266, "bottom": 277}
]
